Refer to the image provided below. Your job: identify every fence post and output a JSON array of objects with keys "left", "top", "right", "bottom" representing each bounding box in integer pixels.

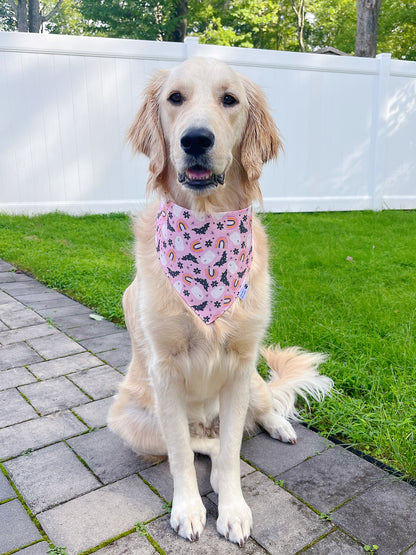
[
  {"left": 370, "top": 53, "right": 392, "bottom": 211},
  {"left": 184, "top": 36, "right": 199, "bottom": 59}
]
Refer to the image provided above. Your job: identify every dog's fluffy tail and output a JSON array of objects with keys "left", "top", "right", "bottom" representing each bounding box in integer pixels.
[{"left": 262, "top": 345, "right": 333, "bottom": 421}]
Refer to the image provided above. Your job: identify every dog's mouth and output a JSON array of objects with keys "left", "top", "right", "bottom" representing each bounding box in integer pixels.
[{"left": 178, "top": 165, "right": 225, "bottom": 191}]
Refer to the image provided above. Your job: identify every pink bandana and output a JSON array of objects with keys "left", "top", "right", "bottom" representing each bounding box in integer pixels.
[{"left": 155, "top": 201, "right": 253, "bottom": 324}]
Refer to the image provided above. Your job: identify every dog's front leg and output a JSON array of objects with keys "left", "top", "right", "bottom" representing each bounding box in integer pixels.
[
  {"left": 150, "top": 362, "right": 205, "bottom": 542},
  {"left": 216, "top": 366, "right": 253, "bottom": 546}
]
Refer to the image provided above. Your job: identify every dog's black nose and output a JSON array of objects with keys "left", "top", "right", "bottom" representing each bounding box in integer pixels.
[{"left": 180, "top": 128, "right": 215, "bottom": 157}]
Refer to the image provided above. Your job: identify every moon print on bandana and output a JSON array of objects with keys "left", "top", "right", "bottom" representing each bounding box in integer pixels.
[{"left": 155, "top": 201, "right": 253, "bottom": 324}]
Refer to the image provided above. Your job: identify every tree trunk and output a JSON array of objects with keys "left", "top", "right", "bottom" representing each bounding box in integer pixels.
[
  {"left": 171, "top": 0, "right": 188, "bottom": 42},
  {"left": 291, "top": 0, "right": 306, "bottom": 52},
  {"left": 9, "top": 0, "right": 28, "bottom": 31},
  {"left": 28, "top": 0, "right": 42, "bottom": 32},
  {"left": 355, "top": 0, "right": 383, "bottom": 57}
]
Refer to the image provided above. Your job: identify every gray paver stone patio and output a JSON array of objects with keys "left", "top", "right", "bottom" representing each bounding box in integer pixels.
[
  {"left": 0, "top": 410, "right": 87, "bottom": 459},
  {"left": 94, "top": 533, "right": 157, "bottom": 554},
  {"left": 0, "top": 366, "right": 37, "bottom": 390},
  {"left": 0, "top": 469, "right": 16, "bottom": 501},
  {"left": 4, "top": 442, "right": 101, "bottom": 513},
  {"left": 68, "top": 365, "right": 122, "bottom": 399},
  {"left": 68, "top": 427, "right": 153, "bottom": 483},
  {"left": 278, "top": 445, "right": 387, "bottom": 513},
  {"left": 333, "top": 477, "right": 416, "bottom": 553},
  {"left": 19, "top": 376, "right": 90, "bottom": 415},
  {"left": 0, "top": 388, "right": 38, "bottom": 427},
  {"left": 0, "top": 499, "right": 41, "bottom": 553},
  {"left": 2, "top": 260, "right": 416, "bottom": 555},
  {"left": 241, "top": 426, "right": 332, "bottom": 477},
  {"left": 38, "top": 475, "right": 163, "bottom": 555},
  {"left": 0, "top": 342, "right": 43, "bottom": 371},
  {"left": 27, "top": 333, "right": 85, "bottom": 359},
  {"left": 147, "top": 497, "right": 268, "bottom": 554},
  {"left": 303, "top": 530, "right": 364, "bottom": 553},
  {"left": 72, "top": 396, "right": 114, "bottom": 428},
  {"left": 27, "top": 351, "right": 103, "bottom": 379}
]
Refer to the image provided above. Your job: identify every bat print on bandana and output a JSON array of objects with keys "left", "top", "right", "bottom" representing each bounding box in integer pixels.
[{"left": 155, "top": 201, "right": 253, "bottom": 324}]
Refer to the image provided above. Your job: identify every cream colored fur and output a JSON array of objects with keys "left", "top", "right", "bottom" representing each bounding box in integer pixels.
[{"left": 108, "top": 57, "right": 333, "bottom": 546}]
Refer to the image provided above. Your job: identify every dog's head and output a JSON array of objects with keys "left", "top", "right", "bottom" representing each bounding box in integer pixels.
[{"left": 128, "top": 57, "right": 282, "bottom": 207}]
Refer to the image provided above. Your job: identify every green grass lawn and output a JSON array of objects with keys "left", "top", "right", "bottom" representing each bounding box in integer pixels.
[{"left": 0, "top": 210, "right": 415, "bottom": 480}]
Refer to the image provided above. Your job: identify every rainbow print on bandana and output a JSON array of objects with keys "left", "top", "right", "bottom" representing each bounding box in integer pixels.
[{"left": 155, "top": 201, "right": 253, "bottom": 324}]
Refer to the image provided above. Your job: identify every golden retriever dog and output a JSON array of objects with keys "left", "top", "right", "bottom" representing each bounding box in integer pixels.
[{"left": 108, "top": 57, "right": 333, "bottom": 546}]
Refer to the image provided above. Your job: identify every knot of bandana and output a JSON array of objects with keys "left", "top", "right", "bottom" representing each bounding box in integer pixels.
[{"left": 155, "top": 201, "right": 253, "bottom": 324}]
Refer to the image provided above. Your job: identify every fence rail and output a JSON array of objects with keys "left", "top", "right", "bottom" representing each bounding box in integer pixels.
[{"left": 1, "top": 32, "right": 415, "bottom": 214}]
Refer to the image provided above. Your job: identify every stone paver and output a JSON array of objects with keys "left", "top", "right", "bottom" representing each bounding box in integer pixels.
[
  {"left": 0, "top": 499, "right": 41, "bottom": 553},
  {"left": 94, "top": 533, "right": 156, "bottom": 554},
  {"left": 38, "top": 475, "right": 163, "bottom": 554},
  {"left": 68, "top": 427, "right": 152, "bottom": 484},
  {"left": 1, "top": 260, "right": 416, "bottom": 555},
  {"left": 333, "top": 478, "right": 416, "bottom": 553},
  {"left": 0, "top": 410, "right": 87, "bottom": 459},
  {"left": 72, "top": 396, "right": 113, "bottom": 428},
  {"left": 27, "top": 333, "right": 85, "bottom": 359},
  {"left": 0, "top": 388, "right": 38, "bottom": 427},
  {"left": 79, "top": 331, "right": 131, "bottom": 354},
  {"left": 0, "top": 470, "right": 16, "bottom": 501},
  {"left": 241, "top": 426, "right": 332, "bottom": 477},
  {"left": 19, "top": 376, "right": 90, "bottom": 415},
  {"left": 278, "top": 445, "right": 387, "bottom": 512},
  {"left": 0, "top": 322, "right": 58, "bottom": 346},
  {"left": 303, "top": 530, "right": 364, "bottom": 553},
  {"left": 98, "top": 348, "right": 132, "bottom": 369},
  {"left": 0, "top": 366, "right": 37, "bottom": 390},
  {"left": 0, "top": 307, "right": 45, "bottom": 329},
  {"left": 0, "top": 342, "right": 43, "bottom": 371},
  {"left": 14, "top": 542, "right": 51, "bottom": 555},
  {"left": 69, "top": 365, "right": 122, "bottom": 400},
  {"left": 27, "top": 351, "right": 103, "bottom": 379},
  {"left": 4, "top": 443, "right": 100, "bottom": 513}
]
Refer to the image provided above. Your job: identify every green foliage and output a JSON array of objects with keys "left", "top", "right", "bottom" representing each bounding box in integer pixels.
[
  {"left": 3, "top": 0, "right": 415, "bottom": 60},
  {"left": 47, "top": 548, "right": 68, "bottom": 555},
  {"left": 378, "top": 0, "right": 416, "bottom": 60}
]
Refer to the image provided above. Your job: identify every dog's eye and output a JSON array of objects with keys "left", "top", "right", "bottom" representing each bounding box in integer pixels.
[
  {"left": 168, "top": 92, "right": 183, "bottom": 105},
  {"left": 222, "top": 94, "right": 238, "bottom": 106}
]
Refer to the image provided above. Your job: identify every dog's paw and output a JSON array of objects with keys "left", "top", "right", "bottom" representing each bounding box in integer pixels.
[
  {"left": 170, "top": 496, "right": 206, "bottom": 542},
  {"left": 261, "top": 412, "right": 297, "bottom": 444},
  {"left": 217, "top": 499, "right": 253, "bottom": 546}
]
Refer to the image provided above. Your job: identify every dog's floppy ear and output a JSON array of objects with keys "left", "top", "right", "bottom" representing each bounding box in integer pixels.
[
  {"left": 240, "top": 75, "right": 283, "bottom": 183},
  {"left": 127, "top": 69, "right": 169, "bottom": 194}
]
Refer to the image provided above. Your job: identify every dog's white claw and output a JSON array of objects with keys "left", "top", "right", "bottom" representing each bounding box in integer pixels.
[
  {"left": 170, "top": 497, "right": 206, "bottom": 542},
  {"left": 217, "top": 500, "right": 252, "bottom": 546}
]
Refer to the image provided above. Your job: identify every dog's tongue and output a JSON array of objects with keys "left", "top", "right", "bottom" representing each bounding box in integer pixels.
[{"left": 187, "top": 167, "right": 211, "bottom": 180}]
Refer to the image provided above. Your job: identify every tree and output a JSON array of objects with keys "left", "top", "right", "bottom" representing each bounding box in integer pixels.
[
  {"left": 355, "top": 0, "right": 383, "bottom": 57},
  {"left": 3, "top": 0, "right": 65, "bottom": 31},
  {"left": 290, "top": 0, "right": 306, "bottom": 51}
]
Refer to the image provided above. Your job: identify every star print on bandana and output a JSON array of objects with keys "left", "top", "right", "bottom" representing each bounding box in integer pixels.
[{"left": 155, "top": 201, "right": 253, "bottom": 324}]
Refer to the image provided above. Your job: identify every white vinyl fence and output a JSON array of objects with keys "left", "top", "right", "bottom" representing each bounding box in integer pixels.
[{"left": 0, "top": 32, "right": 415, "bottom": 214}]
